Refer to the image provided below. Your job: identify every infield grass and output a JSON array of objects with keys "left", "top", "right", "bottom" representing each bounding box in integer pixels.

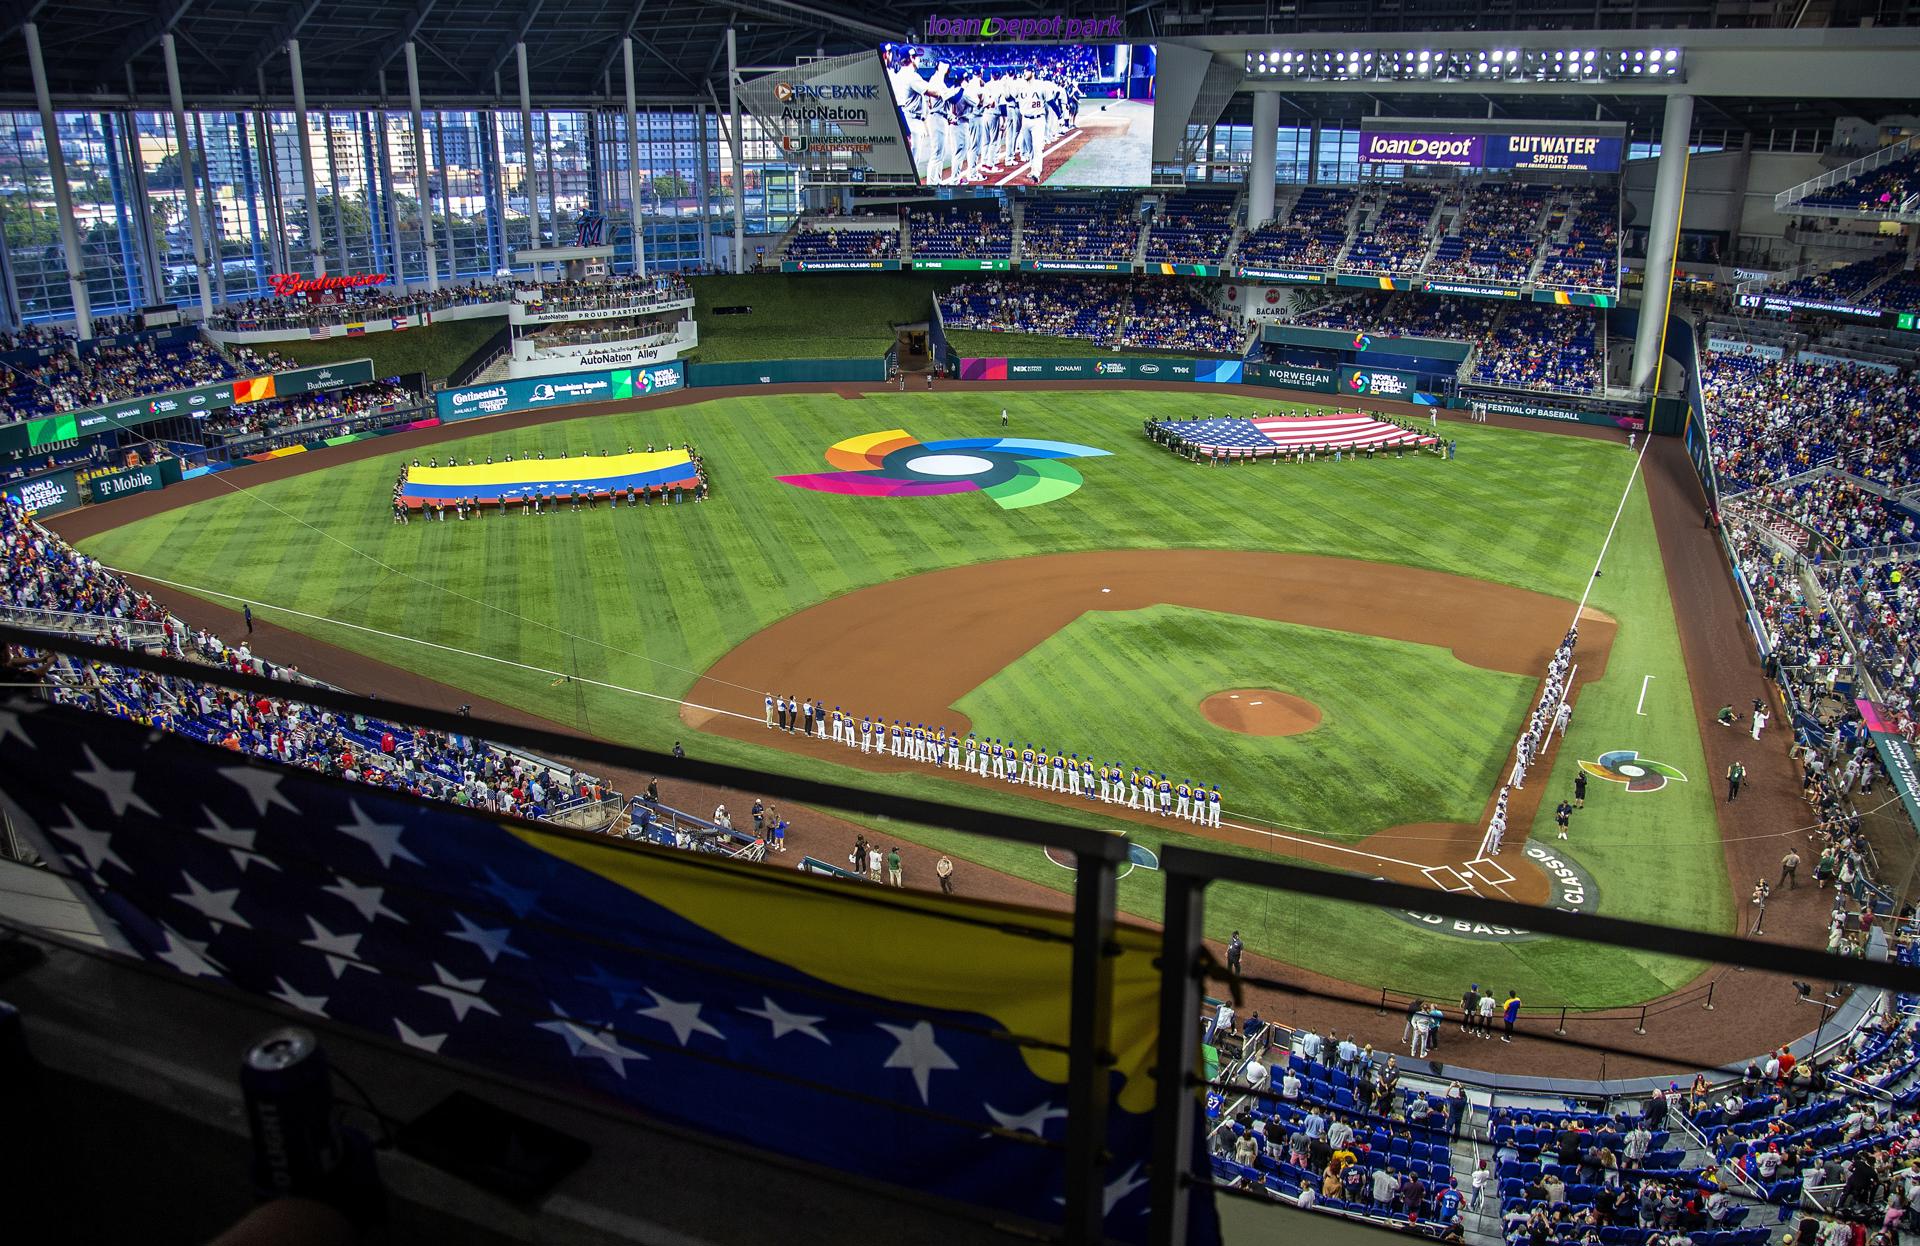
[
  {"left": 77, "top": 389, "right": 1724, "bottom": 1006},
  {"left": 955, "top": 606, "right": 1534, "bottom": 838}
]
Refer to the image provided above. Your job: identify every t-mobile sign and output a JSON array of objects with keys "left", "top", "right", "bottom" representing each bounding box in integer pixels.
[{"left": 1359, "top": 132, "right": 1484, "bottom": 167}]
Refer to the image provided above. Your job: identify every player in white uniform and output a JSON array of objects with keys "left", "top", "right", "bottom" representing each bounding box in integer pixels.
[{"left": 889, "top": 51, "right": 957, "bottom": 185}]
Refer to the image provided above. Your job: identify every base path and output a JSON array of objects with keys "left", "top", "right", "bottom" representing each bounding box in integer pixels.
[
  {"left": 1200, "top": 689, "right": 1321, "bottom": 737},
  {"left": 685, "top": 549, "right": 1616, "bottom": 900}
]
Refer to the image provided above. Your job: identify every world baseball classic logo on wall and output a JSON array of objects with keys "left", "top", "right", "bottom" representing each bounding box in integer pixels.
[
  {"left": 777, "top": 429, "right": 1110, "bottom": 510},
  {"left": 1577, "top": 749, "right": 1689, "bottom": 793}
]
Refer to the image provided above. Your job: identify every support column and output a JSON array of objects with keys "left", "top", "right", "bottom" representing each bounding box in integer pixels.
[
  {"left": 1307, "top": 120, "right": 1322, "bottom": 186},
  {"left": 375, "top": 109, "right": 405, "bottom": 287},
  {"left": 195, "top": 115, "right": 229, "bottom": 306},
  {"left": 1631, "top": 94, "right": 1694, "bottom": 394},
  {"left": 726, "top": 28, "right": 745, "bottom": 273},
  {"left": 1723, "top": 131, "right": 1753, "bottom": 261},
  {"left": 517, "top": 42, "right": 538, "bottom": 274},
  {"left": 25, "top": 22, "right": 91, "bottom": 338},
  {"left": 163, "top": 33, "right": 214, "bottom": 319},
  {"left": 122, "top": 106, "right": 166, "bottom": 302},
  {"left": 404, "top": 44, "right": 439, "bottom": 291},
  {"left": 1247, "top": 91, "right": 1279, "bottom": 231},
  {"left": 623, "top": 38, "right": 645, "bottom": 277},
  {"left": 288, "top": 38, "right": 326, "bottom": 277},
  {"left": 696, "top": 104, "right": 714, "bottom": 269},
  {"left": 434, "top": 111, "right": 456, "bottom": 281},
  {"left": 322, "top": 115, "right": 348, "bottom": 274},
  {"left": 1201, "top": 122, "right": 1215, "bottom": 182}
]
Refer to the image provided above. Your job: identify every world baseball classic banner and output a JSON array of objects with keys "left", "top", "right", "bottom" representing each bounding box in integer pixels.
[{"left": 1, "top": 701, "right": 1209, "bottom": 1242}]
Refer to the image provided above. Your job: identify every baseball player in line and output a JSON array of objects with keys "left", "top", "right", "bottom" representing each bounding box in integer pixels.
[{"left": 758, "top": 695, "right": 1224, "bottom": 823}]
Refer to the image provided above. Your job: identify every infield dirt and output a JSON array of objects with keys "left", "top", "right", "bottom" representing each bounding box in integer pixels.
[
  {"left": 1199, "top": 689, "right": 1322, "bottom": 736},
  {"left": 684, "top": 548, "right": 1615, "bottom": 903}
]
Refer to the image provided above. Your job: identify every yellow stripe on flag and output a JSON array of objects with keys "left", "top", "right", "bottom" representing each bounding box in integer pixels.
[{"left": 515, "top": 827, "right": 1163, "bottom": 1111}]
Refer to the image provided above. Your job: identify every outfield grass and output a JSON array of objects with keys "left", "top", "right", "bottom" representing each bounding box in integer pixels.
[
  {"left": 687, "top": 273, "right": 956, "bottom": 362},
  {"left": 956, "top": 607, "right": 1534, "bottom": 838},
  {"left": 264, "top": 315, "right": 505, "bottom": 382},
  {"left": 77, "top": 389, "right": 1723, "bottom": 1005}
]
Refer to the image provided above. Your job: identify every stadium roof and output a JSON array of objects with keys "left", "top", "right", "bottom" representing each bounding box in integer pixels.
[{"left": 1, "top": 0, "right": 1916, "bottom": 120}]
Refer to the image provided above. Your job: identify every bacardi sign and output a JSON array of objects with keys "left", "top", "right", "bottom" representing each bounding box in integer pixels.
[{"left": 268, "top": 272, "right": 390, "bottom": 297}]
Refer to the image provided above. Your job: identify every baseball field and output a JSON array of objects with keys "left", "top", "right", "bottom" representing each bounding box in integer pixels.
[{"left": 71, "top": 387, "right": 1729, "bottom": 1007}]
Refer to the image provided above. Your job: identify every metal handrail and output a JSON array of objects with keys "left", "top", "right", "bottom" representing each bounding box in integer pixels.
[{"left": 1775, "top": 138, "right": 1916, "bottom": 213}]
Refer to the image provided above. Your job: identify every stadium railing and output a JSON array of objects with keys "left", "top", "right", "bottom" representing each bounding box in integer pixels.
[
  {"left": 6, "top": 624, "right": 1920, "bottom": 1245},
  {"left": 0, "top": 603, "right": 167, "bottom": 647}
]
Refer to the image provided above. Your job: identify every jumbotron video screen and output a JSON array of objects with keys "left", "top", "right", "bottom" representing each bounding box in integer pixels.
[{"left": 879, "top": 42, "right": 1156, "bottom": 188}]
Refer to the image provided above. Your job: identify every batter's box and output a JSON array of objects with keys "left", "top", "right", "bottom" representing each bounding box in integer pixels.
[
  {"left": 1464, "top": 858, "right": 1516, "bottom": 886},
  {"left": 1421, "top": 864, "right": 1474, "bottom": 892}
]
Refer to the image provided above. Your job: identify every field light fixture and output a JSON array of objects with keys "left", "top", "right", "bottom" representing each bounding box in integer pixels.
[{"left": 1244, "top": 45, "right": 1684, "bottom": 82}]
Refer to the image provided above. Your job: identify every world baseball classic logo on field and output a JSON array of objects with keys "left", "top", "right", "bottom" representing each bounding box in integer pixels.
[
  {"left": 1577, "top": 749, "right": 1688, "bottom": 793},
  {"left": 776, "top": 429, "right": 1109, "bottom": 510}
]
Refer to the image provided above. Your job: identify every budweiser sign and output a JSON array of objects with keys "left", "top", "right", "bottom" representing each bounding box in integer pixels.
[{"left": 268, "top": 272, "right": 390, "bottom": 297}]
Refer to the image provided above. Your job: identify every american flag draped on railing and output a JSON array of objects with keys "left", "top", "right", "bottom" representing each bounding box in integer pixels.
[
  {"left": 0, "top": 697, "right": 1211, "bottom": 1242},
  {"left": 1154, "top": 412, "right": 1439, "bottom": 458}
]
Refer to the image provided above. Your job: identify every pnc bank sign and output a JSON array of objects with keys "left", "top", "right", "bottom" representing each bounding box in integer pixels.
[{"left": 924, "top": 13, "right": 1126, "bottom": 39}]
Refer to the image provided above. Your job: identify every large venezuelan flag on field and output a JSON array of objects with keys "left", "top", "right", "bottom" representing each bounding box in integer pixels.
[
  {"left": 398, "top": 449, "right": 699, "bottom": 507},
  {"left": 5, "top": 702, "right": 1215, "bottom": 1241}
]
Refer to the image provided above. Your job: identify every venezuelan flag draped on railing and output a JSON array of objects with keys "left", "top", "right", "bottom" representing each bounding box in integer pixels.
[
  {"left": 398, "top": 448, "right": 700, "bottom": 507},
  {"left": 4, "top": 700, "right": 1200, "bottom": 1239}
]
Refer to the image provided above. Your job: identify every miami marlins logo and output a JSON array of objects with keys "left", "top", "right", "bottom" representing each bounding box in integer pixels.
[{"left": 1577, "top": 749, "right": 1688, "bottom": 794}]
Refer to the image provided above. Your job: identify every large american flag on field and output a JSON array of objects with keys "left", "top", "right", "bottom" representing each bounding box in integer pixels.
[
  {"left": 0, "top": 697, "right": 1215, "bottom": 1243},
  {"left": 1160, "top": 412, "right": 1439, "bottom": 456}
]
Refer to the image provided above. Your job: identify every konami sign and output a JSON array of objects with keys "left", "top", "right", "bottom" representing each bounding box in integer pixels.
[{"left": 268, "top": 272, "right": 390, "bottom": 297}]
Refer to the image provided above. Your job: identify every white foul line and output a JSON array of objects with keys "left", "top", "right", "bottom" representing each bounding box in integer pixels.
[
  {"left": 114, "top": 573, "right": 763, "bottom": 727},
  {"left": 1637, "top": 674, "right": 1655, "bottom": 717},
  {"left": 1217, "top": 817, "right": 1433, "bottom": 872}
]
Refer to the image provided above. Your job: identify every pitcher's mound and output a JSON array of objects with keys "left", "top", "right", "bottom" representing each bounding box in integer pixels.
[{"left": 1200, "top": 689, "right": 1322, "bottom": 737}]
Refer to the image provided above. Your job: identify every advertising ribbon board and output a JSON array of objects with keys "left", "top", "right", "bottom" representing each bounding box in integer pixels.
[
  {"left": 911, "top": 259, "right": 1012, "bottom": 271},
  {"left": 1336, "top": 364, "right": 1422, "bottom": 400},
  {"left": 436, "top": 361, "right": 686, "bottom": 423},
  {"left": 1236, "top": 266, "right": 1328, "bottom": 285},
  {"left": 780, "top": 260, "right": 903, "bottom": 272},
  {"left": 4, "top": 468, "right": 81, "bottom": 517},
  {"left": 1243, "top": 361, "right": 1338, "bottom": 394},
  {"left": 89, "top": 457, "right": 183, "bottom": 502}
]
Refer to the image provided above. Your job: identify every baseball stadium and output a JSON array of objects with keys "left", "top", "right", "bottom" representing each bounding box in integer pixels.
[{"left": 0, "top": 4, "right": 1917, "bottom": 1246}]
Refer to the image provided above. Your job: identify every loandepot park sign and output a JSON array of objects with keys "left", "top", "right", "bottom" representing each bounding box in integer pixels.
[{"left": 924, "top": 14, "right": 1126, "bottom": 39}]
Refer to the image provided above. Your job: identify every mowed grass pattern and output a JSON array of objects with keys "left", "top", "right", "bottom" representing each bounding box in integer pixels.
[
  {"left": 77, "top": 390, "right": 1725, "bottom": 1005},
  {"left": 956, "top": 606, "right": 1534, "bottom": 838}
]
